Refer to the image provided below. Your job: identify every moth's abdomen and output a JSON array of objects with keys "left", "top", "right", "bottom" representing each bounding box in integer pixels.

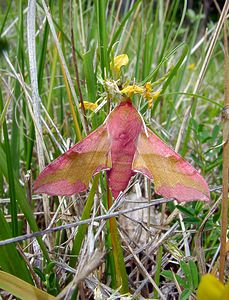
[{"left": 108, "top": 155, "right": 134, "bottom": 199}]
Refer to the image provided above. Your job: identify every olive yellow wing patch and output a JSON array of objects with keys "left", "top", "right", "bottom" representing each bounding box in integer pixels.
[{"left": 133, "top": 129, "right": 210, "bottom": 202}]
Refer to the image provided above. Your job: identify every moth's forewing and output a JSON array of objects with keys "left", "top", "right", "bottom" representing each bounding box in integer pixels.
[
  {"left": 34, "top": 125, "right": 111, "bottom": 196},
  {"left": 133, "top": 129, "right": 210, "bottom": 202}
]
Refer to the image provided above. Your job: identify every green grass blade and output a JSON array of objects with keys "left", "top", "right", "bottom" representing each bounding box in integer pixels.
[
  {"left": 180, "top": 260, "right": 192, "bottom": 287},
  {"left": 0, "top": 1, "right": 12, "bottom": 35},
  {"left": 96, "top": 0, "right": 109, "bottom": 78},
  {"left": 38, "top": 0, "right": 53, "bottom": 91},
  {"left": 0, "top": 270, "right": 55, "bottom": 300},
  {"left": 189, "top": 260, "right": 199, "bottom": 290},
  {"left": 154, "top": 245, "right": 163, "bottom": 299},
  {"left": 0, "top": 210, "right": 33, "bottom": 283},
  {"left": 104, "top": 225, "right": 116, "bottom": 289},
  {"left": 0, "top": 89, "right": 18, "bottom": 236},
  {"left": 165, "top": 12, "right": 202, "bottom": 131},
  {"left": 26, "top": 123, "right": 35, "bottom": 170},
  {"left": 134, "top": 22, "right": 142, "bottom": 81},
  {"left": 100, "top": 175, "right": 116, "bottom": 288},
  {"left": 152, "top": 45, "right": 188, "bottom": 115},
  {"left": 69, "top": 174, "right": 100, "bottom": 268},
  {"left": 83, "top": 48, "right": 97, "bottom": 103},
  {"left": 156, "top": 0, "right": 180, "bottom": 69},
  {"left": 140, "top": 43, "right": 185, "bottom": 85},
  {"left": 0, "top": 94, "right": 12, "bottom": 129},
  {"left": 107, "top": 190, "right": 129, "bottom": 294},
  {"left": 10, "top": 0, "right": 25, "bottom": 176},
  {"left": 108, "top": 0, "right": 142, "bottom": 54},
  {"left": 161, "top": 45, "right": 188, "bottom": 93},
  {"left": 47, "top": 39, "right": 58, "bottom": 113},
  {"left": 0, "top": 146, "right": 50, "bottom": 261},
  {"left": 108, "top": 214, "right": 129, "bottom": 293}
]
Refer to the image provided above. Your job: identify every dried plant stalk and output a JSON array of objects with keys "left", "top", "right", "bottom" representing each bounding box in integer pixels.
[
  {"left": 219, "top": 21, "right": 229, "bottom": 283},
  {"left": 27, "top": 0, "right": 50, "bottom": 227}
]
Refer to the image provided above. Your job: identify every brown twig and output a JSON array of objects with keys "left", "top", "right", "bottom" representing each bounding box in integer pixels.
[
  {"left": 70, "top": 0, "right": 89, "bottom": 135},
  {"left": 195, "top": 196, "right": 222, "bottom": 275},
  {"left": 17, "top": 245, "right": 43, "bottom": 289},
  {"left": 122, "top": 233, "right": 166, "bottom": 300},
  {"left": 0, "top": 197, "right": 174, "bottom": 246},
  {"left": 219, "top": 21, "right": 229, "bottom": 283}
]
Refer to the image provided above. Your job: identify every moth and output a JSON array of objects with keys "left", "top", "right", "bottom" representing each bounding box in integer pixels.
[{"left": 34, "top": 99, "right": 210, "bottom": 202}]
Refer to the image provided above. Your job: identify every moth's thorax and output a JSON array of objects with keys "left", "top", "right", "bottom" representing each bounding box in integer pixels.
[{"left": 107, "top": 101, "right": 142, "bottom": 144}]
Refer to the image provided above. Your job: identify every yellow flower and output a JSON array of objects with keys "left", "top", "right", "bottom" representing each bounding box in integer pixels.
[
  {"left": 187, "top": 63, "right": 195, "bottom": 70},
  {"left": 110, "top": 54, "right": 129, "bottom": 74},
  {"left": 145, "top": 82, "right": 152, "bottom": 92},
  {"left": 121, "top": 82, "right": 160, "bottom": 108},
  {"left": 143, "top": 82, "right": 160, "bottom": 108},
  {"left": 79, "top": 101, "right": 98, "bottom": 111},
  {"left": 152, "top": 91, "right": 161, "bottom": 100},
  {"left": 197, "top": 274, "right": 229, "bottom": 300},
  {"left": 121, "top": 85, "right": 144, "bottom": 97}
]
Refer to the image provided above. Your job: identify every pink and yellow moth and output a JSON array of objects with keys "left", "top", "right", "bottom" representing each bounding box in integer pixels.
[{"left": 34, "top": 99, "right": 210, "bottom": 202}]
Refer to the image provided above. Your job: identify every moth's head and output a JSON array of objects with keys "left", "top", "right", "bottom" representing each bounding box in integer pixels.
[{"left": 120, "top": 96, "right": 132, "bottom": 103}]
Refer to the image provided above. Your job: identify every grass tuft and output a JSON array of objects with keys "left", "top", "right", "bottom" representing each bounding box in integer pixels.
[{"left": 0, "top": 1, "right": 227, "bottom": 299}]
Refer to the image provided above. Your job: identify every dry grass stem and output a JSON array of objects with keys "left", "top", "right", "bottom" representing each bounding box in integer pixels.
[
  {"left": 219, "top": 20, "right": 229, "bottom": 282},
  {"left": 27, "top": 0, "right": 50, "bottom": 228}
]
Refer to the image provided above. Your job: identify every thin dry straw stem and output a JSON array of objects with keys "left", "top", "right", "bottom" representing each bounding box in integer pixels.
[
  {"left": 27, "top": 0, "right": 50, "bottom": 227},
  {"left": 79, "top": 0, "right": 86, "bottom": 52},
  {"left": 178, "top": 212, "right": 190, "bottom": 256},
  {"left": 195, "top": 196, "right": 222, "bottom": 275},
  {"left": 56, "top": 250, "right": 105, "bottom": 300},
  {"left": 39, "top": 197, "right": 66, "bottom": 249},
  {"left": 181, "top": 27, "right": 215, "bottom": 67},
  {"left": 110, "top": 0, "right": 122, "bottom": 41},
  {"left": 1, "top": 6, "right": 47, "bottom": 40},
  {"left": 209, "top": 243, "right": 221, "bottom": 273},
  {"left": 93, "top": 196, "right": 126, "bottom": 242},
  {"left": 40, "top": 102, "right": 67, "bottom": 151},
  {"left": 1, "top": 7, "right": 28, "bottom": 37},
  {"left": 40, "top": 115, "right": 64, "bottom": 155},
  {"left": 0, "top": 82, "right": 12, "bottom": 129},
  {"left": 123, "top": 235, "right": 166, "bottom": 300},
  {"left": 219, "top": 21, "right": 229, "bottom": 282},
  {"left": 116, "top": 0, "right": 136, "bottom": 54},
  {"left": 120, "top": 2, "right": 141, "bottom": 54},
  {"left": 124, "top": 222, "right": 179, "bottom": 263},
  {"left": 41, "top": 0, "right": 87, "bottom": 135},
  {"left": 3, "top": 52, "right": 50, "bottom": 161}
]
